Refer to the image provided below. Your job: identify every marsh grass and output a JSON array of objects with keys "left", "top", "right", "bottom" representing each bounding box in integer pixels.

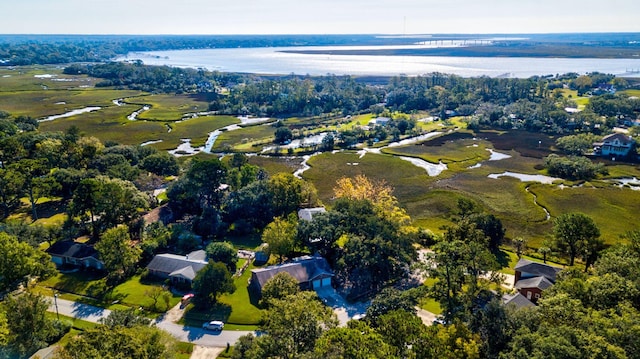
[
  {"left": 129, "top": 94, "right": 211, "bottom": 122},
  {"left": 213, "top": 123, "right": 276, "bottom": 151}
]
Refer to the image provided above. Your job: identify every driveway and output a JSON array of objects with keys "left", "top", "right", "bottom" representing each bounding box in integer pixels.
[
  {"left": 47, "top": 296, "right": 253, "bottom": 348},
  {"left": 315, "top": 287, "right": 369, "bottom": 326}
]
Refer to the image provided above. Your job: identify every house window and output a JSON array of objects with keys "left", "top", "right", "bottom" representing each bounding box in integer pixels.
[
  {"left": 526, "top": 291, "right": 532, "bottom": 300},
  {"left": 534, "top": 293, "right": 540, "bottom": 299}
]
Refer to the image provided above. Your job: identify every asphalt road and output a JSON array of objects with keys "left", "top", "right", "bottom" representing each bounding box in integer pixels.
[{"left": 47, "top": 296, "right": 253, "bottom": 347}]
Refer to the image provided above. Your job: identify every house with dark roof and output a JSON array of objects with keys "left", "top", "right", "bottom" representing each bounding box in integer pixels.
[
  {"left": 513, "top": 258, "right": 562, "bottom": 304},
  {"left": 593, "top": 133, "right": 636, "bottom": 157},
  {"left": 47, "top": 241, "right": 104, "bottom": 271},
  {"left": 146, "top": 250, "right": 208, "bottom": 286},
  {"left": 502, "top": 292, "right": 535, "bottom": 309},
  {"left": 249, "top": 255, "right": 334, "bottom": 297}
]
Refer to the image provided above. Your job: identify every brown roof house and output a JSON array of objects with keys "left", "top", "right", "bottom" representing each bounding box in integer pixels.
[
  {"left": 593, "top": 133, "right": 636, "bottom": 158},
  {"left": 47, "top": 241, "right": 104, "bottom": 271},
  {"left": 513, "top": 258, "right": 563, "bottom": 304},
  {"left": 249, "top": 255, "right": 334, "bottom": 298},
  {"left": 146, "top": 250, "right": 208, "bottom": 286}
]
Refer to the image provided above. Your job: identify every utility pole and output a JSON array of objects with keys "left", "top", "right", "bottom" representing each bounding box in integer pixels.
[{"left": 54, "top": 293, "right": 60, "bottom": 320}]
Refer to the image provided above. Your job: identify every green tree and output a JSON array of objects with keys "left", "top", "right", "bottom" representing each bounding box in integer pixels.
[
  {"left": 230, "top": 152, "right": 249, "bottom": 169},
  {"left": 259, "top": 272, "right": 300, "bottom": 307},
  {"left": 556, "top": 133, "right": 600, "bottom": 155},
  {"left": 69, "top": 178, "right": 102, "bottom": 239},
  {"left": 274, "top": 126, "right": 293, "bottom": 145},
  {"left": 429, "top": 219, "right": 500, "bottom": 322},
  {"left": 553, "top": 212, "right": 600, "bottom": 266},
  {"left": 140, "top": 152, "right": 179, "bottom": 176},
  {"left": 95, "top": 177, "right": 149, "bottom": 235},
  {"left": 192, "top": 261, "right": 236, "bottom": 307},
  {"left": 4, "top": 292, "right": 57, "bottom": 357},
  {"left": 55, "top": 325, "right": 177, "bottom": 359},
  {"left": 365, "top": 287, "right": 421, "bottom": 325},
  {"left": 375, "top": 310, "right": 426, "bottom": 358},
  {"left": 186, "top": 158, "right": 228, "bottom": 210},
  {"left": 205, "top": 241, "right": 238, "bottom": 273},
  {"left": 261, "top": 291, "right": 338, "bottom": 358},
  {"left": 513, "top": 237, "right": 527, "bottom": 258},
  {"left": 0, "top": 232, "right": 55, "bottom": 289},
  {"left": 0, "top": 310, "right": 8, "bottom": 348},
  {"left": 262, "top": 216, "right": 297, "bottom": 263},
  {"left": 99, "top": 308, "right": 152, "bottom": 328},
  {"left": 0, "top": 165, "right": 25, "bottom": 219},
  {"left": 268, "top": 173, "right": 306, "bottom": 217},
  {"left": 14, "top": 159, "right": 58, "bottom": 220},
  {"left": 538, "top": 246, "right": 552, "bottom": 263},
  {"left": 95, "top": 225, "right": 141, "bottom": 278},
  {"left": 472, "top": 213, "right": 505, "bottom": 253},
  {"left": 411, "top": 322, "right": 481, "bottom": 359},
  {"left": 312, "top": 321, "right": 396, "bottom": 359}
]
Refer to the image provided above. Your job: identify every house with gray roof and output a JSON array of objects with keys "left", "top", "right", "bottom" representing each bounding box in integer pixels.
[
  {"left": 513, "top": 258, "right": 562, "bottom": 304},
  {"left": 146, "top": 250, "right": 208, "bottom": 286},
  {"left": 47, "top": 241, "right": 104, "bottom": 271},
  {"left": 502, "top": 292, "right": 535, "bottom": 309},
  {"left": 249, "top": 255, "right": 334, "bottom": 297}
]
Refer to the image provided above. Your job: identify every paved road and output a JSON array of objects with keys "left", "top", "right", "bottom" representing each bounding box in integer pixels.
[{"left": 47, "top": 297, "right": 252, "bottom": 347}]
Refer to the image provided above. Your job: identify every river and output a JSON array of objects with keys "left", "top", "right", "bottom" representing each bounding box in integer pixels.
[{"left": 117, "top": 46, "right": 640, "bottom": 78}]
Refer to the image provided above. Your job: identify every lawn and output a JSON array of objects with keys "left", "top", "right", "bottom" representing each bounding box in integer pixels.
[
  {"left": 419, "top": 278, "right": 442, "bottom": 315},
  {"left": 182, "top": 263, "right": 262, "bottom": 330},
  {"left": 110, "top": 275, "right": 182, "bottom": 311},
  {"left": 37, "top": 272, "right": 180, "bottom": 313}
]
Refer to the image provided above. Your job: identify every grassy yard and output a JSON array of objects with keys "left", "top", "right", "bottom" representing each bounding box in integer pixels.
[
  {"left": 182, "top": 263, "right": 262, "bottom": 330},
  {"left": 37, "top": 272, "right": 180, "bottom": 314},
  {"left": 419, "top": 278, "right": 442, "bottom": 315}
]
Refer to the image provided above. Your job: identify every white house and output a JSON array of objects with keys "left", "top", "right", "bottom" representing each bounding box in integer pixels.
[{"left": 593, "top": 133, "right": 636, "bottom": 157}]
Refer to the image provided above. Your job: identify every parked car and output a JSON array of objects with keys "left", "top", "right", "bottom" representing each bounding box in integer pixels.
[{"left": 202, "top": 320, "right": 224, "bottom": 331}]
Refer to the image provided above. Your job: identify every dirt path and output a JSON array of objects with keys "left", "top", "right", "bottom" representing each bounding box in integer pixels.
[{"left": 190, "top": 345, "right": 224, "bottom": 359}]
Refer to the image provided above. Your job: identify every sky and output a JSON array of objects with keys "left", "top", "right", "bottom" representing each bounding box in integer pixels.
[{"left": 1, "top": 0, "right": 638, "bottom": 35}]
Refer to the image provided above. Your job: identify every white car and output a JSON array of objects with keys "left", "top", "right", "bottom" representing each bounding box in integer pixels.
[{"left": 202, "top": 320, "right": 224, "bottom": 331}]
